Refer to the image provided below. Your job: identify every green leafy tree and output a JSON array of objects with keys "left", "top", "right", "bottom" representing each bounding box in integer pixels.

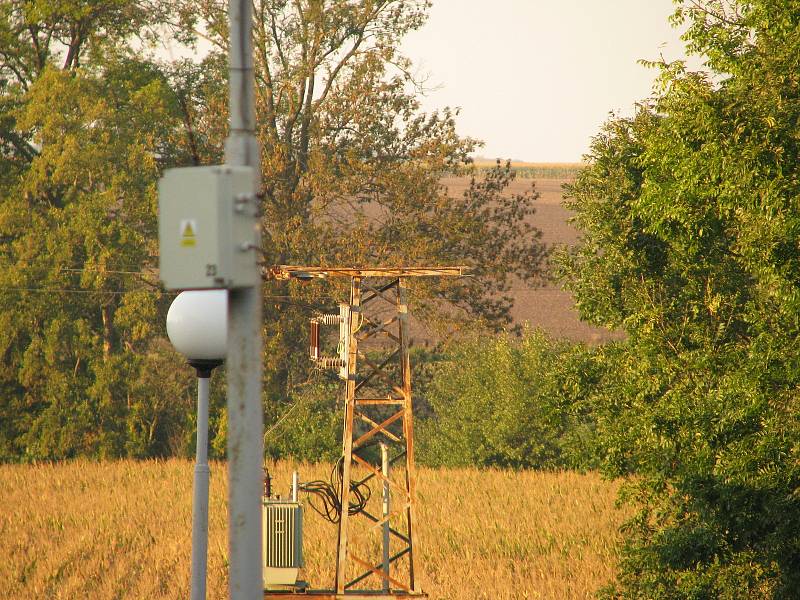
[
  {"left": 556, "top": 1, "right": 800, "bottom": 596},
  {"left": 0, "top": 1, "right": 546, "bottom": 459},
  {"left": 0, "top": 2, "right": 202, "bottom": 459}
]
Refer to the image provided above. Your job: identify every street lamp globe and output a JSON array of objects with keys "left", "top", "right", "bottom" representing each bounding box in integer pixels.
[{"left": 167, "top": 290, "right": 227, "bottom": 368}]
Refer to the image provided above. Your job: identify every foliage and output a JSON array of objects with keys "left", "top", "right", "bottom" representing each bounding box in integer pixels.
[
  {"left": 0, "top": 3, "right": 209, "bottom": 459},
  {"left": 262, "top": 376, "right": 342, "bottom": 463},
  {"left": 0, "top": 0, "right": 545, "bottom": 460},
  {"left": 419, "top": 330, "right": 602, "bottom": 470},
  {"left": 170, "top": 0, "right": 548, "bottom": 408},
  {"left": 556, "top": 1, "right": 800, "bottom": 596}
]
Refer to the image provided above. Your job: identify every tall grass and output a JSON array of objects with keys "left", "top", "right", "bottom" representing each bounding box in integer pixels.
[{"left": 0, "top": 460, "right": 625, "bottom": 599}]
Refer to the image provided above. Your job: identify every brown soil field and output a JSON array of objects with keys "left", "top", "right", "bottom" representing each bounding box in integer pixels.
[
  {"left": 441, "top": 176, "right": 623, "bottom": 345},
  {"left": 0, "top": 459, "right": 627, "bottom": 599}
]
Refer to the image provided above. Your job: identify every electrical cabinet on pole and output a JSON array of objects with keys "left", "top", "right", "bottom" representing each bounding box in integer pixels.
[{"left": 263, "top": 266, "right": 466, "bottom": 600}]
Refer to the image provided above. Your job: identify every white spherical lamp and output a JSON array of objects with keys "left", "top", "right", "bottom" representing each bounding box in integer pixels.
[{"left": 167, "top": 290, "right": 227, "bottom": 373}]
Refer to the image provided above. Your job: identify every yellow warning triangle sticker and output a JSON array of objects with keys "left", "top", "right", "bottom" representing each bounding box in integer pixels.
[{"left": 180, "top": 219, "right": 197, "bottom": 247}]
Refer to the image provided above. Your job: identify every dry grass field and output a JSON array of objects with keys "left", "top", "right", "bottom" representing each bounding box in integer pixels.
[{"left": 0, "top": 460, "right": 626, "bottom": 599}]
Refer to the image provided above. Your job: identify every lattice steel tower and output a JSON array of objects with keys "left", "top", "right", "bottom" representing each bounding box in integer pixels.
[{"left": 268, "top": 266, "right": 465, "bottom": 599}]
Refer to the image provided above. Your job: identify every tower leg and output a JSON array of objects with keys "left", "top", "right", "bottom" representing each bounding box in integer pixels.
[
  {"left": 335, "top": 277, "right": 361, "bottom": 593},
  {"left": 397, "top": 278, "right": 419, "bottom": 591}
]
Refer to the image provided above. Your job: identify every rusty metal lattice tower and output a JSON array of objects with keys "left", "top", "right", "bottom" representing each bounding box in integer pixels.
[{"left": 270, "top": 266, "right": 465, "bottom": 599}]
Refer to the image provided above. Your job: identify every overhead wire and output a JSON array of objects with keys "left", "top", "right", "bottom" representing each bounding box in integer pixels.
[
  {"left": 0, "top": 286, "right": 166, "bottom": 295},
  {"left": 0, "top": 266, "right": 568, "bottom": 295},
  {"left": 263, "top": 398, "right": 307, "bottom": 442},
  {"left": 59, "top": 268, "right": 157, "bottom": 275},
  {"left": 0, "top": 287, "right": 328, "bottom": 307}
]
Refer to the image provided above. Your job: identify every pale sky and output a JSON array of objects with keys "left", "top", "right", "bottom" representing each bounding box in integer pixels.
[{"left": 402, "top": 0, "right": 699, "bottom": 162}]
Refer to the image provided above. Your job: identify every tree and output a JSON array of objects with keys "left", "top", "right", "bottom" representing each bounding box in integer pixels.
[
  {"left": 0, "top": 2, "right": 203, "bottom": 459},
  {"left": 171, "top": 0, "right": 548, "bottom": 413},
  {"left": 0, "top": 0, "right": 546, "bottom": 459},
  {"left": 557, "top": 1, "right": 800, "bottom": 596}
]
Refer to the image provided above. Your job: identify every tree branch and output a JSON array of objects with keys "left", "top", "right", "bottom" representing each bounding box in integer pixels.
[{"left": 685, "top": 0, "right": 746, "bottom": 29}]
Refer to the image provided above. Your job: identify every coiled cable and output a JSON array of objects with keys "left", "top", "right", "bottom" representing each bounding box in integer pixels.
[{"left": 299, "top": 454, "right": 372, "bottom": 524}]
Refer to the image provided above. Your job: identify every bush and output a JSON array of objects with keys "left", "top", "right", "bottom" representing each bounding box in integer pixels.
[
  {"left": 418, "top": 330, "right": 603, "bottom": 470},
  {"left": 263, "top": 377, "right": 342, "bottom": 463}
]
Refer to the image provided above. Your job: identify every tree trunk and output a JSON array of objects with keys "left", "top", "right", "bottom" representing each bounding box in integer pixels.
[{"left": 101, "top": 305, "right": 113, "bottom": 361}]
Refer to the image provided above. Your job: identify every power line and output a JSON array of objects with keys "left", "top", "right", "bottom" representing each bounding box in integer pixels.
[
  {"left": 0, "top": 287, "right": 164, "bottom": 295},
  {"left": 263, "top": 400, "right": 305, "bottom": 441},
  {"left": 10, "top": 266, "right": 571, "bottom": 294},
  {"left": 5, "top": 266, "right": 158, "bottom": 276},
  {"left": 60, "top": 268, "right": 157, "bottom": 275},
  {"left": 0, "top": 288, "right": 329, "bottom": 309},
  {"left": 0, "top": 282, "right": 571, "bottom": 299}
]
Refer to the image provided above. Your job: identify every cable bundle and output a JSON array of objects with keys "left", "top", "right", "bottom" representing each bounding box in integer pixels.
[{"left": 299, "top": 455, "right": 371, "bottom": 524}]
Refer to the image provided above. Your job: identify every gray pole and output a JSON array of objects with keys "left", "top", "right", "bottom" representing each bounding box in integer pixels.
[
  {"left": 225, "top": 1, "right": 264, "bottom": 599},
  {"left": 191, "top": 375, "right": 211, "bottom": 600},
  {"left": 381, "top": 443, "right": 390, "bottom": 593}
]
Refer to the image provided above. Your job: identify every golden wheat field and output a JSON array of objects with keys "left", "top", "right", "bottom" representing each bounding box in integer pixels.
[{"left": 0, "top": 460, "right": 626, "bottom": 599}]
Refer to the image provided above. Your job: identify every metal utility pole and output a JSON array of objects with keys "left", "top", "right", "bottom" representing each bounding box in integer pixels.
[
  {"left": 225, "top": 1, "right": 263, "bottom": 598},
  {"left": 166, "top": 293, "right": 227, "bottom": 600},
  {"left": 381, "top": 443, "right": 390, "bottom": 594}
]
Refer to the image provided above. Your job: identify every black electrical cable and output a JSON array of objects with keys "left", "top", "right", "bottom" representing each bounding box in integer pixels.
[{"left": 299, "top": 455, "right": 372, "bottom": 524}]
